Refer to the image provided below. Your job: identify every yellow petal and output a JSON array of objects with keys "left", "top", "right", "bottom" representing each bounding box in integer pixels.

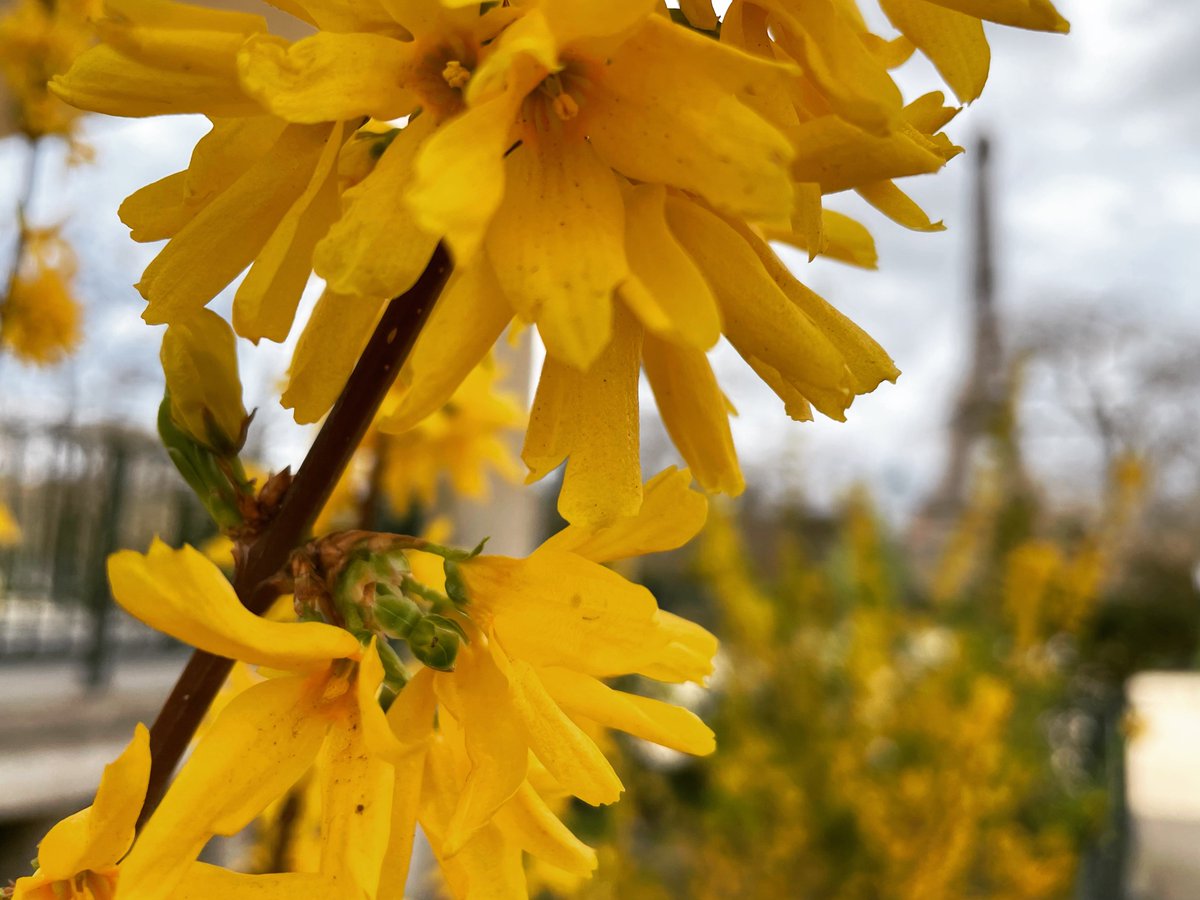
[
  {"left": 758, "top": 0, "right": 903, "bottom": 135},
  {"left": 734, "top": 220, "right": 901, "bottom": 394},
  {"left": 618, "top": 184, "right": 721, "bottom": 350},
  {"left": 857, "top": 179, "right": 946, "bottom": 231},
  {"left": 665, "top": 198, "right": 854, "bottom": 419},
  {"left": 679, "top": 0, "right": 718, "bottom": 30},
  {"left": 588, "top": 17, "right": 795, "bottom": 225},
  {"left": 407, "top": 74, "right": 531, "bottom": 261},
  {"left": 539, "top": 466, "right": 711, "bottom": 563},
  {"left": 283, "top": 290, "right": 388, "bottom": 425},
  {"left": 643, "top": 336, "right": 745, "bottom": 496},
  {"left": 356, "top": 638, "right": 405, "bottom": 762},
  {"left": 378, "top": 670, "right": 437, "bottom": 900},
  {"left": 464, "top": 552, "right": 667, "bottom": 678},
  {"left": 787, "top": 114, "right": 950, "bottom": 194},
  {"left": 485, "top": 130, "right": 626, "bottom": 371},
  {"left": 138, "top": 123, "right": 334, "bottom": 325},
  {"left": 238, "top": 32, "right": 416, "bottom": 123},
  {"left": 919, "top": 0, "right": 1069, "bottom": 32},
  {"left": 880, "top": 0, "right": 990, "bottom": 103},
  {"left": 436, "top": 639, "right": 528, "bottom": 852},
  {"left": 541, "top": 669, "right": 715, "bottom": 755},
  {"left": 36, "top": 724, "right": 149, "bottom": 880},
  {"left": 746, "top": 353, "right": 815, "bottom": 422},
  {"left": 769, "top": 209, "right": 879, "bottom": 269},
  {"left": 904, "top": 90, "right": 960, "bottom": 133},
  {"left": 505, "top": 658, "right": 622, "bottom": 806},
  {"left": 122, "top": 676, "right": 330, "bottom": 900},
  {"left": 381, "top": 257, "right": 513, "bottom": 435},
  {"left": 538, "top": 0, "right": 655, "bottom": 45},
  {"left": 171, "top": 863, "right": 339, "bottom": 899},
  {"left": 314, "top": 115, "right": 438, "bottom": 299},
  {"left": 522, "top": 305, "right": 642, "bottom": 526},
  {"left": 494, "top": 782, "right": 597, "bottom": 877},
  {"left": 636, "top": 610, "right": 719, "bottom": 685},
  {"left": 49, "top": 44, "right": 259, "bottom": 118},
  {"left": 316, "top": 699, "right": 393, "bottom": 897},
  {"left": 107, "top": 540, "right": 360, "bottom": 670},
  {"left": 233, "top": 121, "right": 345, "bottom": 343}
]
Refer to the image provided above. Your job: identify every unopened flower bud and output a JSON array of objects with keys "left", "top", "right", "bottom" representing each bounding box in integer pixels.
[
  {"left": 374, "top": 590, "right": 422, "bottom": 639},
  {"left": 161, "top": 309, "right": 249, "bottom": 454},
  {"left": 408, "top": 614, "right": 463, "bottom": 671}
]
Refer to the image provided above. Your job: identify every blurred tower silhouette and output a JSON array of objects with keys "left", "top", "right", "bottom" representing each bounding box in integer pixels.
[{"left": 918, "top": 135, "right": 1030, "bottom": 527}]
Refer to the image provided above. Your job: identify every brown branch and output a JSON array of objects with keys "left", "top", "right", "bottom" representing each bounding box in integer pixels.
[{"left": 140, "top": 243, "right": 452, "bottom": 824}]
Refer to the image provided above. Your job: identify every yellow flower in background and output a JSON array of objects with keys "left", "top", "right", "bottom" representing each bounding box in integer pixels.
[
  {"left": 0, "top": 502, "right": 20, "bottom": 546},
  {"left": 0, "top": 0, "right": 97, "bottom": 140},
  {"left": 1, "top": 226, "right": 82, "bottom": 366}
]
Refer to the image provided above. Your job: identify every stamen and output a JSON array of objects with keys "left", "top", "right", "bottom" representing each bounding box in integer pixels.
[
  {"left": 441, "top": 59, "right": 471, "bottom": 89},
  {"left": 553, "top": 93, "right": 579, "bottom": 121}
]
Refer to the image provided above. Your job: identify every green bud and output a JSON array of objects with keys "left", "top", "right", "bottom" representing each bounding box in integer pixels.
[
  {"left": 375, "top": 638, "right": 410, "bottom": 689},
  {"left": 443, "top": 559, "right": 470, "bottom": 606},
  {"left": 408, "top": 614, "right": 462, "bottom": 671},
  {"left": 374, "top": 591, "right": 423, "bottom": 639},
  {"left": 158, "top": 394, "right": 243, "bottom": 530},
  {"left": 160, "top": 309, "right": 249, "bottom": 454},
  {"left": 334, "top": 557, "right": 375, "bottom": 612}
]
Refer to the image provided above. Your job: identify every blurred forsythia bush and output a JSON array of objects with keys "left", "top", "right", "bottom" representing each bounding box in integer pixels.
[{"left": 549, "top": 458, "right": 1144, "bottom": 900}]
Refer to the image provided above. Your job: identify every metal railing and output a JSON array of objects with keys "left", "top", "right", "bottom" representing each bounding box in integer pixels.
[{"left": 0, "top": 423, "right": 211, "bottom": 683}]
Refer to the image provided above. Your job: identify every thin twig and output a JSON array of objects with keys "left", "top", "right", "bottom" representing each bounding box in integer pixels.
[{"left": 139, "top": 243, "right": 452, "bottom": 824}]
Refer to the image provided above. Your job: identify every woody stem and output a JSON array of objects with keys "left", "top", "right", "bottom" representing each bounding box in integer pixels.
[{"left": 138, "top": 244, "right": 452, "bottom": 826}]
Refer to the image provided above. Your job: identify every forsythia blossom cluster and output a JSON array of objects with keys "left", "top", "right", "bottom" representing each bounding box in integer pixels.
[
  {"left": 12, "top": 0, "right": 1069, "bottom": 897},
  {"left": 51, "top": 0, "right": 1066, "bottom": 526}
]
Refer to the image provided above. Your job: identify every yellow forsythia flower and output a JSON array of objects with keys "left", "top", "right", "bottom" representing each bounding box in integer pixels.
[
  {"left": 50, "top": 0, "right": 1068, "bottom": 527},
  {"left": 1, "top": 227, "right": 82, "bottom": 366},
  {"left": 0, "top": 502, "right": 20, "bottom": 546},
  {"left": 0, "top": 0, "right": 97, "bottom": 140}
]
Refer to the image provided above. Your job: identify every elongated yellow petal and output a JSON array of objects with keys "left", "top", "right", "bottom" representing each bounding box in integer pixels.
[
  {"left": 317, "top": 699, "right": 393, "bottom": 898},
  {"left": 356, "top": 638, "right": 404, "bottom": 762},
  {"left": 734, "top": 220, "right": 901, "bottom": 395},
  {"left": 858, "top": 179, "right": 946, "bottom": 231},
  {"left": 494, "top": 782, "right": 597, "bottom": 876},
  {"left": 171, "top": 863, "right": 339, "bottom": 899},
  {"left": 407, "top": 72, "right": 532, "bottom": 261},
  {"left": 436, "top": 639, "right": 528, "bottom": 852},
  {"left": 108, "top": 540, "right": 359, "bottom": 670},
  {"left": 122, "top": 675, "right": 331, "bottom": 900},
  {"left": 120, "top": 117, "right": 287, "bottom": 243},
  {"left": 539, "top": 0, "right": 655, "bottom": 45},
  {"left": 619, "top": 184, "right": 721, "bottom": 350},
  {"left": 588, "top": 17, "right": 794, "bottom": 226},
  {"left": 50, "top": 45, "right": 260, "bottom": 118},
  {"left": 920, "top": 0, "right": 1068, "bottom": 32},
  {"left": 381, "top": 257, "right": 513, "bottom": 435},
  {"left": 522, "top": 305, "right": 642, "bottom": 526},
  {"left": 233, "top": 121, "right": 344, "bottom": 343},
  {"left": 378, "top": 669, "right": 436, "bottom": 900},
  {"left": 464, "top": 552, "right": 667, "bottom": 677},
  {"left": 283, "top": 290, "right": 387, "bottom": 425},
  {"left": 759, "top": 0, "right": 903, "bottom": 135},
  {"left": 138, "top": 123, "right": 334, "bottom": 325},
  {"left": 36, "top": 724, "right": 149, "bottom": 880},
  {"left": 540, "top": 466, "right": 710, "bottom": 563},
  {"left": 643, "top": 337, "right": 745, "bottom": 496},
  {"left": 880, "top": 0, "right": 989, "bottom": 103},
  {"left": 787, "top": 114, "right": 951, "bottom": 194},
  {"left": 314, "top": 116, "right": 438, "bottom": 300},
  {"left": 486, "top": 128, "right": 626, "bottom": 371},
  {"left": 665, "top": 198, "right": 854, "bottom": 419},
  {"left": 769, "top": 209, "right": 879, "bottom": 269},
  {"left": 542, "top": 669, "right": 715, "bottom": 756},
  {"left": 506, "top": 658, "right": 622, "bottom": 806},
  {"left": 238, "top": 32, "right": 416, "bottom": 123},
  {"left": 636, "top": 610, "right": 719, "bottom": 685}
]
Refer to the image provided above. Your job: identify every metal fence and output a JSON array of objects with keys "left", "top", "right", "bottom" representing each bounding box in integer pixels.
[{"left": 0, "top": 423, "right": 211, "bottom": 683}]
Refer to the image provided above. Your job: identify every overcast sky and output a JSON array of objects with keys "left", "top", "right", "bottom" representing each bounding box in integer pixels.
[{"left": 1, "top": 0, "right": 1196, "bottom": 520}]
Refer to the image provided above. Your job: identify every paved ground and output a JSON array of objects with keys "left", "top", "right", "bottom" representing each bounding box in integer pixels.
[{"left": 0, "top": 658, "right": 183, "bottom": 819}]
